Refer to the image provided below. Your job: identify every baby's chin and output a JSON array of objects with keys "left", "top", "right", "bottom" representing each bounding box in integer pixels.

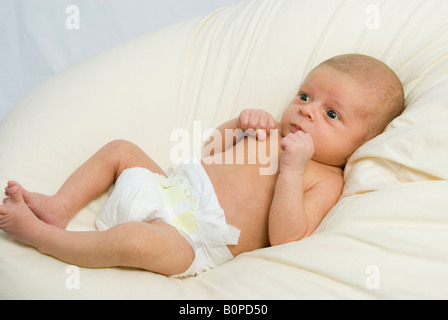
[{"left": 312, "top": 153, "right": 347, "bottom": 168}]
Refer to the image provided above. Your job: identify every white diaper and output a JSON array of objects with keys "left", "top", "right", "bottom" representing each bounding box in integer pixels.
[{"left": 96, "top": 157, "right": 240, "bottom": 278}]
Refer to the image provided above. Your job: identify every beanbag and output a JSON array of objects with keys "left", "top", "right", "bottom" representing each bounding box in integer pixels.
[{"left": 1, "top": 0, "right": 447, "bottom": 299}]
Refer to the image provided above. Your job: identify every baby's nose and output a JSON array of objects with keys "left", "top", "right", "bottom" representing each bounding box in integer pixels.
[{"left": 300, "top": 103, "right": 321, "bottom": 121}]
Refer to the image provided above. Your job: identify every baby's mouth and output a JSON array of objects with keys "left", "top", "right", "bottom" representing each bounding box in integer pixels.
[{"left": 290, "top": 124, "right": 303, "bottom": 133}]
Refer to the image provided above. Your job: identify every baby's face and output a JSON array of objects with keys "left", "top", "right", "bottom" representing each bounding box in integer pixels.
[{"left": 280, "top": 65, "right": 377, "bottom": 167}]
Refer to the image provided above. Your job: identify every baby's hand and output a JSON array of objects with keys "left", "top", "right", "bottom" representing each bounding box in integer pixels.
[
  {"left": 237, "top": 109, "right": 277, "bottom": 141},
  {"left": 280, "top": 131, "right": 315, "bottom": 173}
]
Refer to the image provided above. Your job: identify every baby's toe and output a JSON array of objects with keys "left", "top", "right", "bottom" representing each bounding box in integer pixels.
[{"left": 8, "top": 186, "right": 24, "bottom": 204}]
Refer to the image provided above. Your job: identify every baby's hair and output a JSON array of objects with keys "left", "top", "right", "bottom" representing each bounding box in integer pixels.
[{"left": 318, "top": 54, "right": 405, "bottom": 140}]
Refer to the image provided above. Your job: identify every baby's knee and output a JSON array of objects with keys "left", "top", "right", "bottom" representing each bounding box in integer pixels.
[
  {"left": 103, "top": 139, "right": 158, "bottom": 178},
  {"left": 105, "top": 139, "right": 136, "bottom": 152},
  {"left": 101, "top": 140, "right": 142, "bottom": 173},
  {"left": 104, "top": 139, "right": 142, "bottom": 160}
]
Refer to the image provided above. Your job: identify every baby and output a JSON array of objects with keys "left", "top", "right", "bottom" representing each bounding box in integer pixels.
[{"left": 0, "top": 54, "right": 404, "bottom": 277}]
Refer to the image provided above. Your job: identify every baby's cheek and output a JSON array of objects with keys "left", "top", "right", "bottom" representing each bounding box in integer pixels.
[{"left": 314, "top": 142, "right": 349, "bottom": 167}]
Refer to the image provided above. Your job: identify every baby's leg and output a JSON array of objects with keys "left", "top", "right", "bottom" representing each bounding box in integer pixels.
[
  {"left": 0, "top": 187, "right": 194, "bottom": 275},
  {"left": 5, "top": 140, "right": 165, "bottom": 229},
  {"left": 38, "top": 221, "right": 195, "bottom": 276}
]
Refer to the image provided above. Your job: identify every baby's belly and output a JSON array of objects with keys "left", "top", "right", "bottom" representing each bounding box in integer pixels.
[{"left": 202, "top": 136, "right": 281, "bottom": 255}]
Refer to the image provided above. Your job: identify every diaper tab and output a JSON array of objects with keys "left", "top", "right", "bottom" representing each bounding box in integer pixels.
[{"left": 156, "top": 175, "right": 199, "bottom": 234}]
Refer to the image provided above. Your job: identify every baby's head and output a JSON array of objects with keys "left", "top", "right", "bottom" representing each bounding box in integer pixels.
[{"left": 281, "top": 53, "right": 405, "bottom": 167}]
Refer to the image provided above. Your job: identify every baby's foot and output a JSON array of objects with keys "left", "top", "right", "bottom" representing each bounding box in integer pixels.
[
  {"left": 0, "top": 186, "right": 47, "bottom": 247},
  {"left": 5, "top": 181, "right": 70, "bottom": 229}
]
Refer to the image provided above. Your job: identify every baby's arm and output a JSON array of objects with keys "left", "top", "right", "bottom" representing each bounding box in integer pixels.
[
  {"left": 268, "top": 132, "right": 342, "bottom": 246},
  {"left": 203, "top": 109, "right": 277, "bottom": 157},
  {"left": 202, "top": 117, "right": 241, "bottom": 157}
]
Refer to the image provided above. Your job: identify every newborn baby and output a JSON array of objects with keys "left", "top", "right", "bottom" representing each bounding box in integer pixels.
[{"left": 0, "top": 54, "right": 404, "bottom": 277}]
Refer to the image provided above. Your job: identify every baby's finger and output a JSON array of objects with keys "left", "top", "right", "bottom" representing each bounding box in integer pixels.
[
  {"left": 256, "top": 129, "right": 267, "bottom": 141},
  {"left": 267, "top": 117, "right": 277, "bottom": 134},
  {"left": 258, "top": 113, "right": 269, "bottom": 130},
  {"left": 248, "top": 112, "right": 261, "bottom": 130},
  {"left": 239, "top": 110, "right": 251, "bottom": 130},
  {"left": 295, "top": 131, "right": 313, "bottom": 145},
  {"left": 280, "top": 134, "right": 295, "bottom": 149}
]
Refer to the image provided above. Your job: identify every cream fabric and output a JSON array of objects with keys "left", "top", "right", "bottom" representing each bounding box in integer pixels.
[{"left": 1, "top": 0, "right": 447, "bottom": 299}]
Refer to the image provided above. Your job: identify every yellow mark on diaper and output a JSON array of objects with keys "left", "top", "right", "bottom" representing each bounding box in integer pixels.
[
  {"left": 171, "top": 211, "right": 199, "bottom": 233},
  {"left": 157, "top": 175, "right": 199, "bottom": 234},
  {"left": 159, "top": 183, "right": 186, "bottom": 208}
]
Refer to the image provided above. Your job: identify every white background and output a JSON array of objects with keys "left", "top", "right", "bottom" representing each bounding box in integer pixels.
[{"left": 0, "top": 0, "right": 244, "bottom": 122}]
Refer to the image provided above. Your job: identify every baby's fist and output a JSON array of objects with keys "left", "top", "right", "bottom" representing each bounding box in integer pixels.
[
  {"left": 238, "top": 109, "right": 277, "bottom": 141},
  {"left": 280, "top": 131, "right": 314, "bottom": 172}
]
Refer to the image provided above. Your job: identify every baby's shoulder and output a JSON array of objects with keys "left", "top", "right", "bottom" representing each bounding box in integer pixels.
[{"left": 305, "top": 160, "right": 344, "bottom": 191}]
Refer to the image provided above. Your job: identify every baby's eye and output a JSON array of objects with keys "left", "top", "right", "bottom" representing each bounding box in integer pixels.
[
  {"left": 299, "top": 93, "right": 310, "bottom": 103},
  {"left": 326, "top": 109, "right": 341, "bottom": 120}
]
